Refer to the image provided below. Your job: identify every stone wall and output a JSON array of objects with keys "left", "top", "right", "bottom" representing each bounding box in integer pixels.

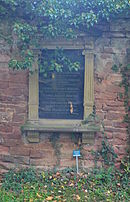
[{"left": 0, "top": 16, "right": 130, "bottom": 173}]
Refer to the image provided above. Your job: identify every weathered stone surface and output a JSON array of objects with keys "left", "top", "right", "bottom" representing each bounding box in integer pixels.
[
  {"left": 0, "top": 16, "right": 129, "bottom": 172},
  {"left": 27, "top": 132, "right": 40, "bottom": 143},
  {"left": 110, "top": 20, "right": 130, "bottom": 32},
  {"left": 30, "top": 149, "right": 54, "bottom": 158},
  {"left": 10, "top": 146, "right": 30, "bottom": 156},
  {"left": 0, "top": 111, "right": 13, "bottom": 123},
  {"left": 0, "top": 145, "right": 9, "bottom": 155},
  {"left": 30, "top": 157, "right": 56, "bottom": 166},
  {"left": 0, "top": 54, "right": 10, "bottom": 62},
  {"left": 81, "top": 160, "right": 95, "bottom": 168},
  {"left": 4, "top": 138, "right": 21, "bottom": 147},
  {"left": 60, "top": 158, "right": 75, "bottom": 167},
  {"left": 0, "top": 154, "right": 30, "bottom": 165},
  {"left": 113, "top": 132, "right": 127, "bottom": 139}
]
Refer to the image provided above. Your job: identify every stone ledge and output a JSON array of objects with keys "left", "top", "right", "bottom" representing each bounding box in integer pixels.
[
  {"left": 21, "top": 118, "right": 102, "bottom": 145},
  {"left": 22, "top": 121, "right": 101, "bottom": 133}
]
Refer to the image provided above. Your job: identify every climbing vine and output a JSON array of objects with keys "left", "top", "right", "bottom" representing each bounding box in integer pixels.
[
  {"left": 112, "top": 63, "right": 130, "bottom": 154},
  {"left": 91, "top": 62, "right": 130, "bottom": 167},
  {"left": 39, "top": 48, "right": 81, "bottom": 77},
  {"left": 49, "top": 133, "right": 62, "bottom": 168},
  {"left": 83, "top": 106, "right": 118, "bottom": 166},
  {"left": 112, "top": 64, "right": 130, "bottom": 125},
  {"left": 0, "top": 0, "right": 129, "bottom": 72},
  {"left": 92, "top": 132, "right": 118, "bottom": 167}
]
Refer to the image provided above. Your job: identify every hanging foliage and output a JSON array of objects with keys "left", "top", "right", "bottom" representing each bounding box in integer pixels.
[{"left": 0, "top": 0, "right": 129, "bottom": 71}]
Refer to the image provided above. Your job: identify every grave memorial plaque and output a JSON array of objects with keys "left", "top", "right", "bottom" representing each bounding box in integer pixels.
[{"left": 39, "top": 50, "right": 84, "bottom": 119}]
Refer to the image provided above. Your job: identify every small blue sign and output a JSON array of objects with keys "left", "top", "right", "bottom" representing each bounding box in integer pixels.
[{"left": 73, "top": 150, "right": 80, "bottom": 157}]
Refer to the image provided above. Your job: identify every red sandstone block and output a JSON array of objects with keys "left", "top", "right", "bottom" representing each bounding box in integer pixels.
[
  {"left": 95, "top": 84, "right": 108, "bottom": 93},
  {"left": 60, "top": 143, "right": 75, "bottom": 150},
  {"left": 113, "top": 138, "right": 126, "bottom": 145},
  {"left": 0, "top": 135, "right": 4, "bottom": 144},
  {"left": 103, "top": 120, "right": 113, "bottom": 127},
  {"left": 113, "top": 146, "right": 126, "bottom": 155},
  {"left": 9, "top": 73, "right": 28, "bottom": 84},
  {"left": 110, "top": 74, "right": 122, "bottom": 82},
  {"left": 106, "top": 85, "right": 124, "bottom": 93},
  {"left": 112, "top": 122, "right": 127, "bottom": 128},
  {"left": 10, "top": 146, "right": 30, "bottom": 156},
  {"left": 102, "top": 105, "right": 125, "bottom": 111},
  {"left": 104, "top": 119, "right": 128, "bottom": 128},
  {"left": 4, "top": 139, "right": 22, "bottom": 147},
  {"left": 95, "top": 102, "right": 103, "bottom": 110},
  {"left": 0, "top": 154, "right": 29, "bottom": 164},
  {"left": 30, "top": 149, "right": 54, "bottom": 158},
  {"left": 14, "top": 156, "right": 30, "bottom": 165},
  {"left": 60, "top": 158, "right": 75, "bottom": 167},
  {"left": 0, "top": 72, "right": 9, "bottom": 81},
  {"left": 12, "top": 127, "right": 22, "bottom": 138},
  {"left": 95, "top": 138, "right": 103, "bottom": 146},
  {"left": 95, "top": 92, "right": 117, "bottom": 100},
  {"left": 14, "top": 106, "right": 27, "bottom": 114},
  {"left": 12, "top": 114, "right": 26, "bottom": 123},
  {"left": 0, "top": 161, "right": 15, "bottom": 170},
  {"left": 0, "top": 155, "right": 30, "bottom": 165},
  {"left": 0, "top": 108, "right": 6, "bottom": 112},
  {"left": 96, "top": 111, "right": 106, "bottom": 120},
  {"left": 12, "top": 122, "right": 26, "bottom": 128},
  {"left": 0, "top": 145, "right": 9, "bottom": 155},
  {"left": 2, "top": 131, "right": 21, "bottom": 139},
  {"left": 82, "top": 145, "right": 97, "bottom": 152},
  {"left": 9, "top": 81, "right": 27, "bottom": 89},
  {"left": 30, "top": 157, "right": 56, "bottom": 166},
  {"left": 0, "top": 168, "right": 8, "bottom": 175},
  {"left": 60, "top": 153, "right": 73, "bottom": 159},
  {"left": 81, "top": 150, "right": 95, "bottom": 160},
  {"left": 81, "top": 160, "right": 95, "bottom": 168},
  {"left": 0, "top": 111, "right": 13, "bottom": 123},
  {"left": 0, "top": 54, "right": 10, "bottom": 62},
  {"left": 11, "top": 96, "right": 27, "bottom": 103},
  {"left": 0, "top": 124, "right": 13, "bottom": 133},
  {"left": 9, "top": 69, "right": 28, "bottom": 76},
  {"left": 107, "top": 112, "right": 125, "bottom": 120},
  {"left": 0, "top": 81, "right": 9, "bottom": 89},
  {"left": 104, "top": 127, "right": 127, "bottom": 133},
  {"left": 6, "top": 88, "right": 25, "bottom": 96},
  {"left": 113, "top": 132, "right": 127, "bottom": 141},
  {"left": 0, "top": 62, "right": 9, "bottom": 69},
  {"left": 0, "top": 95, "right": 13, "bottom": 103},
  {"left": 30, "top": 142, "right": 53, "bottom": 150},
  {"left": 106, "top": 101, "right": 124, "bottom": 107},
  {"left": 60, "top": 147, "right": 74, "bottom": 156}
]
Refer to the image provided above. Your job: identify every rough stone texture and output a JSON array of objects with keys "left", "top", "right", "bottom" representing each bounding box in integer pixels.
[{"left": 0, "top": 17, "right": 129, "bottom": 173}]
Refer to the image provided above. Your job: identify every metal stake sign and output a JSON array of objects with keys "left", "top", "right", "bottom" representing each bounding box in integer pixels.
[{"left": 73, "top": 150, "right": 80, "bottom": 174}]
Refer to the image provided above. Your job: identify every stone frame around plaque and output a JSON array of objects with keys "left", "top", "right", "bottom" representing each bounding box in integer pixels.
[
  {"left": 23, "top": 36, "right": 98, "bottom": 144},
  {"left": 29, "top": 37, "right": 94, "bottom": 122}
]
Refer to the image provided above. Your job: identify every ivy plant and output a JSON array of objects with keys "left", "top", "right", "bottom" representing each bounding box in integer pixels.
[
  {"left": 0, "top": 0, "right": 129, "bottom": 72},
  {"left": 39, "top": 48, "right": 81, "bottom": 77}
]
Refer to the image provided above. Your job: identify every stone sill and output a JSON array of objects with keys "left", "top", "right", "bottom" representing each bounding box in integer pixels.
[
  {"left": 22, "top": 120, "right": 101, "bottom": 133},
  {"left": 22, "top": 119, "right": 101, "bottom": 144}
]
